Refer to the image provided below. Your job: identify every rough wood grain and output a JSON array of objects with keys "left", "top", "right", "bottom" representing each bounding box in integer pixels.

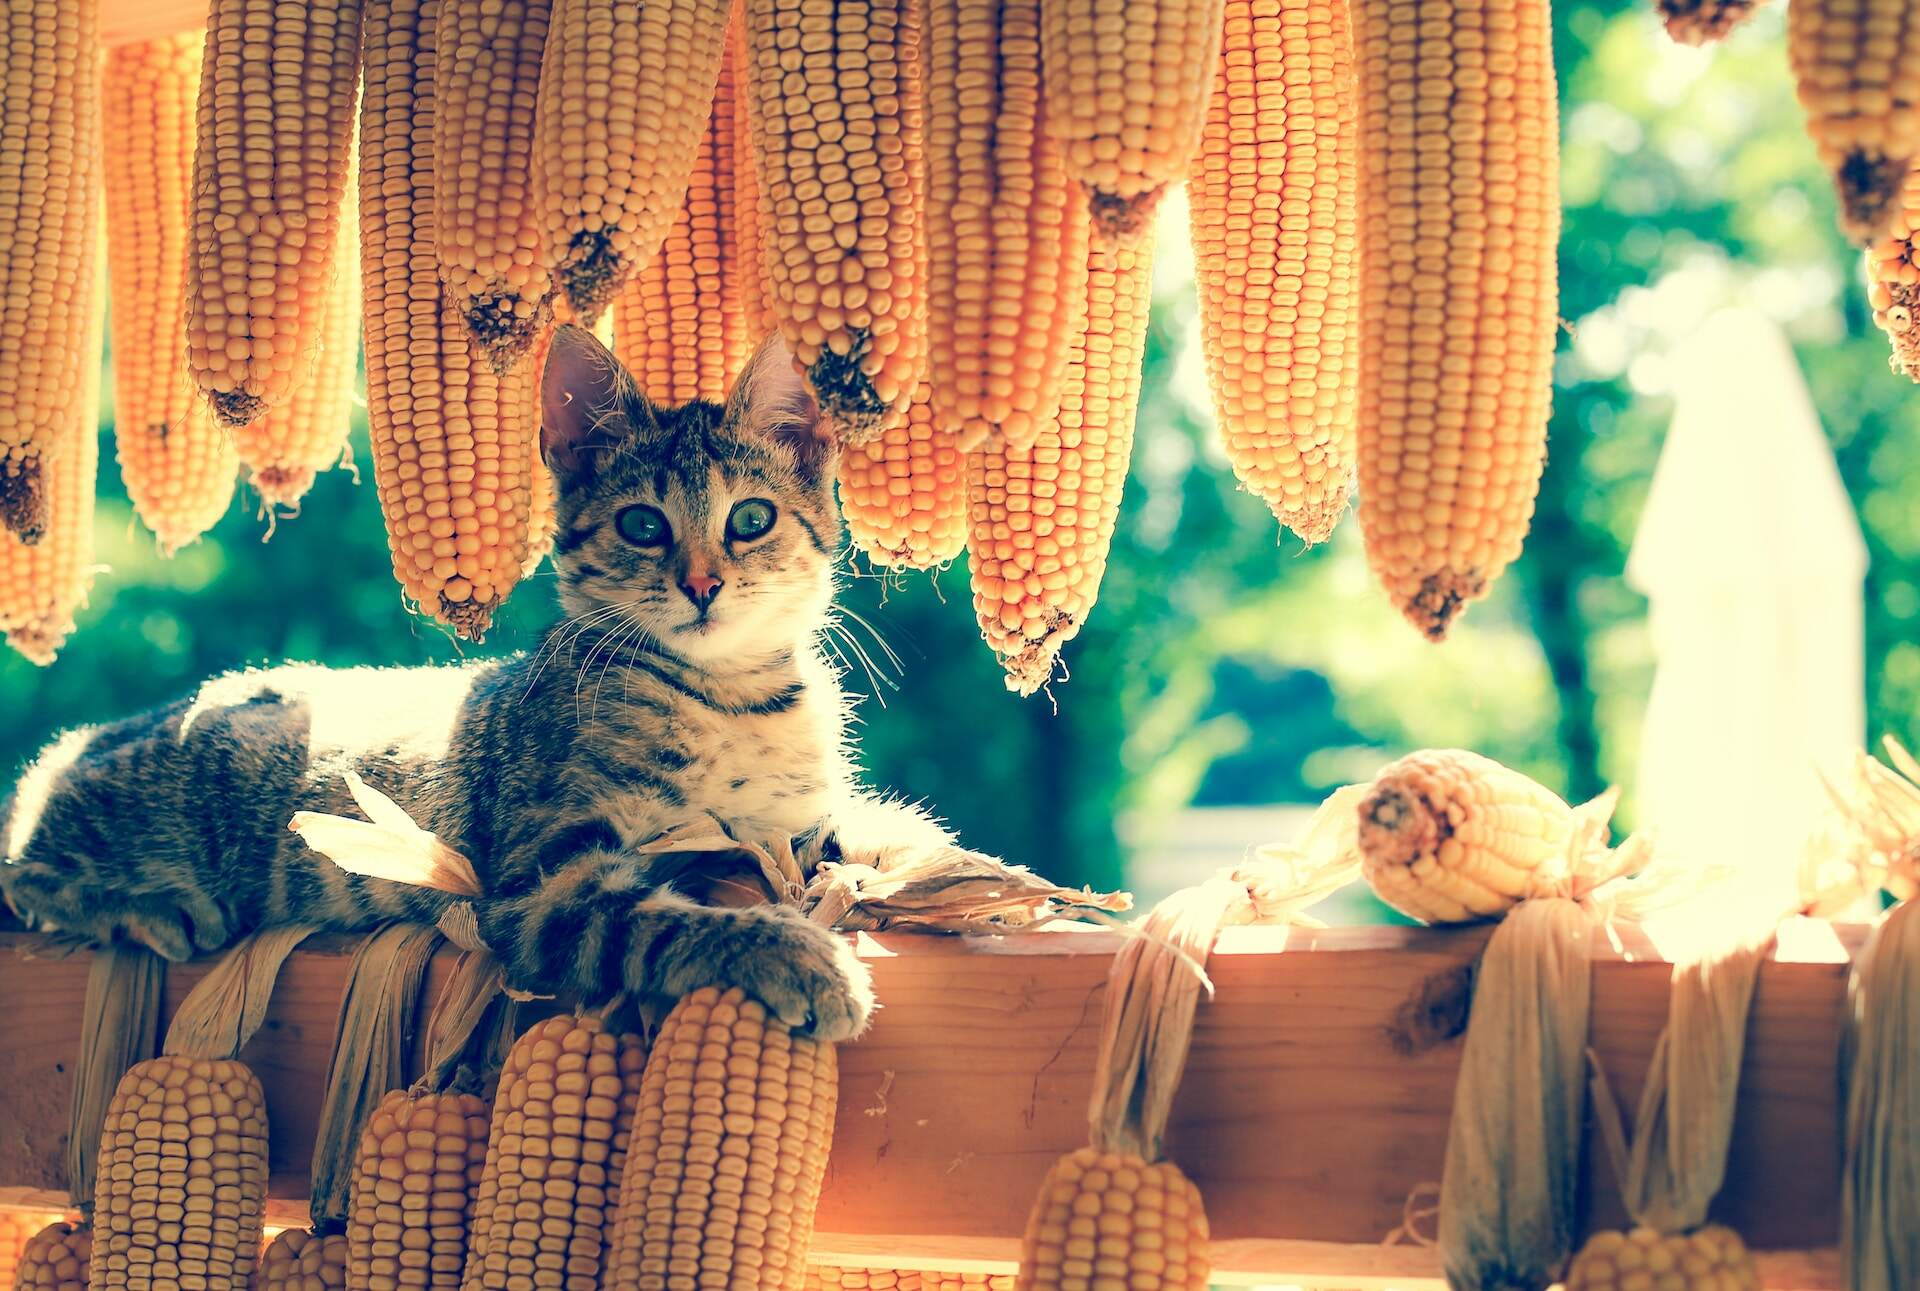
[{"left": 0, "top": 921, "right": 1864, "bottom": 1285}]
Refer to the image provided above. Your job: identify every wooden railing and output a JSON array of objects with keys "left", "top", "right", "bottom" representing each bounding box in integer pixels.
[{"left": 0, "top": 921, "right": 1865, "bottom": 1288}]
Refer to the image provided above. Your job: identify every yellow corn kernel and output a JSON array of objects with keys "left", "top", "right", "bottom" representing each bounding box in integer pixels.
[
  {"left": 256, "top": 1230, "right": 347, "bottom": 1291},
  {"left": 537, "top": 0, "right": 732, "bottom": 328},
  {"left": 742, "top": 0, "right": 927, "bottom": 442},
  {"left": 0, "top": 0, "right": 98, "bottom": 543},
  {"left": 104, "top": 32, "right": 236, "bottom": 555},
  {"left": 808, "top": 1269, "right": 1014, "bottom": 1290},
  {"left": 460, "top": 1015, "right": 647, "bottom": 1291},
  {"left": 1191, "top": 0, "right": 1358, "bottom": 545},
  {"left": 1356, "top": 748, "right": 1578, "bottom": 925},
  {"left": 187, "top": 0, "right": 361, "bottom": 428},
  {"left": 1041, "top": 0, "right": 1223, "bottom": 244},
  {"left": 240, "top": 183, "right": 361, "bottom": 511},
  {"left": 0, "top": 1213, "right": 70, "bottom": 1291},
  {"left": 1351, "top": 0, "right": 1558, "bottom": 639},
  {"left": 1867, "top": 171, "right": 1920, "bottom": 379},
  {"left": 925, "top": 0, "right": 1089, "bottom": 453},
  {"left": 728, "top": 6, "right": 773, "bottom": 339},
  {"left": 434, "top": 0, "right": 553, "bottom": 369},
  {"left": 931, "top": 1277, "right": 1013, "bottom": 1290},
  {"left": 1563, "top": 1225, "right": 1761, "bottom": 1290},
  {"left": 346, "top": 1088, "right": 491, "bottom": 1291},
  {"left": 361, "top": 0, "right": 544, "bottom": 640},
  {"left": 606, "top": 986, "right": 840, "bottom": 1291},
  {"left": 1016, "top": 1146, "right": 1209, "bottom": 1291},
  {"left": 1789, "top": 0, "right": 1920, "bottom": 244},
  {"left": 88, "top": 1056, "right": 270, "bottom": 1291},
  {"left": 611, "top": 46, "right": 755, "bottom": 404},
  {"left": 966, "top": 242, "right": 1152, "bottom": 695},
  {"left": 12, "top": 1222, "right": 90, "bottom": 1291},
  {"left": 838, "top": 382, "right": 965, "bottom": 569},
  {"left": 0, "top": 250, "right": 101, "bottom": 667},
  {"left": 1656, "top": 0, "right": 1763, "bottom": 46}
]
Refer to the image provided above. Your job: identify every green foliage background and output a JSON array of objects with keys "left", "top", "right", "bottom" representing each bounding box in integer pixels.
[{"left": 4, "top": 0, "right": 1912, "bottom": 898}]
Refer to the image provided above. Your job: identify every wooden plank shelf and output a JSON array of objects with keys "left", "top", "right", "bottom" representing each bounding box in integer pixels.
[{"left": 0, "top": 920, "right": 1866, "bottom": 1287}]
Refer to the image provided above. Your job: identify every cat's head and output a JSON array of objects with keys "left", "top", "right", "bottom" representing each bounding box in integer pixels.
[{"left": 539, "top": 326, "right": 840, "bottom": 666}]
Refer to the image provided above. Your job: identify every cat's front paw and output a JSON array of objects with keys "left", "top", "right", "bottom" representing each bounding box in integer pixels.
[{"left": 656, "top": 905, "right": 874, "bottom": 1042}]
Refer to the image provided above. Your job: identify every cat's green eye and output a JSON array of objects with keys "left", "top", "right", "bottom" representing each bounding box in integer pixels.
[
  {"left": 615, "top": 505, "right": 671, "bottom": 547},
  {"left": 728, "top": 499, "right": 777, "bottom": 541}
]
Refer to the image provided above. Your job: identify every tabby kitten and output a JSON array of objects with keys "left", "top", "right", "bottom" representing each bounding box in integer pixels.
[{"left": 0, "top": 327, "right": 958, "bottom": 1040}]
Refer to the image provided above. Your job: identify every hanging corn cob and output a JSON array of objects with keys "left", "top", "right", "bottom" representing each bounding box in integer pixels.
[
  {"left": 924, "top": 0, "right": 1089, "bottom": 453},
  {"left": 611, "top": 47, "right": 756, "bottom": 404},
  {"left": 1, "top": 1212, "right": 70, "bottom": 1290},
  {"left": 1788, "top": 0, "right": 1920, "bottom": 244},
  {"left": 104, "top": 32, "right": 236, "bottom": 555},
  {"left": 264, "top": 925, "right": 441, "bottom": 1291},
  {"left": 537, "top": 0, "right": 732, "bottom": 330},
  {"left": 11, "top": 1225, "right": 89, "bottom": 1291},
  {"left": 1565, "top": 1227, "right": 1759, "bottom": 1289},
  {"left": 433, "top": 0, "right": 553, "bottom": 370},
  {"left": 0, "top": 0, "right": 97, "bottom": 543},
  {"left": 604, "top": 986, "right": 838, "bottom": 1291},
  {"left": 459, "top": 1013, "right": 647, "bottom": 1291},
  {"left": 1655, "top": 0, "right": 1762, "bottom": 46},
  {"left": 0, "top": 251, "right": 102, "bottom": 665},
  {"left": 90, "top": 926, "right": 313, "bottom": 1291},
  {"left": 838, "top": 381, "right": 966, "bottom": 569},
  {"left": 1190, "top": 0, "right": 1359, "bottom": 545},
  {"left": 239, "top": 182, "right": 361, "bottom": 512},
  {"left": 967, "top": 241, "right": 1152, "bottom": 695},
  {"left": 809, "top": 1270, "right": 1014, "bottom": 1290},
  {"left": 1868, "top": 173, "right": 1920, "bottom": 381},
  {"left": 1040, "top": 0, "right": 1223, "bottom": 244},
  {"left": 1351, "top": 0, "right": 1558, "bottom": 639},
  {"left": 727, "top": 6, "right": 772, "bottom": 339},
  {"left": 742, "top": 0, "right": 927, "bottom": 442},
  {"left": 360, "top": 0, "right": 544, "bottom": 639},
  {"left": 1355, "top": 749, "right": 1647, "bottom": 925},
  {"left": 186, "top": 0, "right": 362, "bottom": 427}
]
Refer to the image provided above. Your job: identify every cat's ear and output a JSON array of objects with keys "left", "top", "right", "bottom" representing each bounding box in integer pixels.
[
  {"left": 540, "top": 324, "right": 645, "bottom": 476},
  {"left": 727, "top": 331, "right": 833, "bottom": 482}
]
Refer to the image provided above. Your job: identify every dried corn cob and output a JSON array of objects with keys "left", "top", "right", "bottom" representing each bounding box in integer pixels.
[
  {"left": 1018, "top": 1147, "right": 1208, "bottom": 1291},
  {"left": 1789, "top": 0, "right": 1920, "bottom": 243},
  {"left": 187, "top": 0, "right": 363, "bottom": 427},
  {"left": 1656, "top": 0, "right": 1763, "bottom": 46},
  {"left": 809, "top": 1270, "right": 1011, "bottom": 1290},
  {"left": 0, "top": 252, "right": 101, "bottom": 666},
  {"left": 537, "top": 0, "right": 732, "bottom": 327},
  {"left": 728, "top": 7, "right": 772, "bottom": 338},
  {"left": 1041, "top": 0, "right": 1224, "bottom": 244},
  {"left": 925, "top": 0, "right": 1089, "bottom": 452},
  {"left": 606, "top": 986, "right": 840, "bottom": 1291},
  {"left": 611, "top": 47, "right": 755, "bottom": 404},
  {"left": 460, "top": 1014, "right": 646, "bottom": 1291},
  {"left": 434, "top": 0, "right": 553, "bottom": 369},
  {"left": 240, "top": 184, "right": 361, "bottom": 512},
  {"left": 839, "top": 382, "right": 965, "bottom": 569},
  {"left": 346, "top": 1089, "right": 490, "bottom": 1291},
  {"left": 13, "top": 1223, "right": 89, "bottom": 1291},
  {"left": 1868, "top": 171, "right": 1920, "bottom": 379},
  {"left": 1351, "top": 0, "right": 1558, "bottom": 639},
  {"left": 967, "top": 242, "right": 1153, "bottom": 695},
  {"left": 1191, "top": 0, "right": 1358, "bottom": 544},
  {"left": 1, "top": 1212, "right": 69, "bottom": 1290},
  {"left": 0, "top": 0, "right": 98, "bottom": 542},
  {"left": 256, "top": 1229, "right": 347, "bottom": 1291},
  {"left": 742, "top": 0, "right": 927, "bottom": 441},
  {"left": 88, "top": 1056, "right": 270, "bottom": 1291},
  {"left": 361, "top": 0, "right": 543, "bottom": 638},
  {"left": 1565, "top": 1224, "right": 1760, "bottom": 1287},
  {"left": 105, "top": 32, "right": 236, "bottom": 554}
]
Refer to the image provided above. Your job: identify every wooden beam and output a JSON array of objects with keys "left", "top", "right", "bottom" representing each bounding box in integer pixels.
[{"left": 0, "top": 922, "right": 1865, "bottom": 1285}]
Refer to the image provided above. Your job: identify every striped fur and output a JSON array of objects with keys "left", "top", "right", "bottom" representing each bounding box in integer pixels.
[{"left": 0, "top": 330, "right": 947, "bottom": 1040}]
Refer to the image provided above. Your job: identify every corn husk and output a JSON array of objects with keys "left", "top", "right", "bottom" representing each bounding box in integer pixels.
[
  {"left": 1438, "top": 898, "right": 1592, "bottom": 1291},
  {"left": 418, "top": 945, "right": 518, "bottom": 1094},
  {"left": 65, "top": 944, "right": 165, "bottom": 1211},
  {"left": 307, "top": 923, "right": 442, "bottom": 1229},
  {"left": 1843, "top": 898, "right": 1920, "bottom": 1289},
  {"left": 163, "top": 924, "right": 318, "bottom": 1059},
  {"left": 1806, "top": 738, "right": 1920, "bottom": 913}
]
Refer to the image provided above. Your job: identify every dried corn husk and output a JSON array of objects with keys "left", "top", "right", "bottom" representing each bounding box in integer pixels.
[
  {"left": 67, "top": 944, "right": 165, "bottom": 1209},
  {"left": 1807, "top": 738, "right": 1920, "bottom": 912},
  {"left": 419, "top": 944, "right": 518, "bottom": 1094},
  {"left": 308, "top": 923, "right": 442, "bottom": 1227},
  {"left": 1844, "top": 898, "right": 1920, "bottom": 1289},
  {"left": 1438, "top": 899, "right": 1592, "bottom": 1291},
  {"left": 163, "top": 923, "right": 318, "bottom": 1059}
]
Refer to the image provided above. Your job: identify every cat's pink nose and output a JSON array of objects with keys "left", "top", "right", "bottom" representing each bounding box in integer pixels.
[{"left": 681, "top": 571, "right": 724, "bottom": 608}]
